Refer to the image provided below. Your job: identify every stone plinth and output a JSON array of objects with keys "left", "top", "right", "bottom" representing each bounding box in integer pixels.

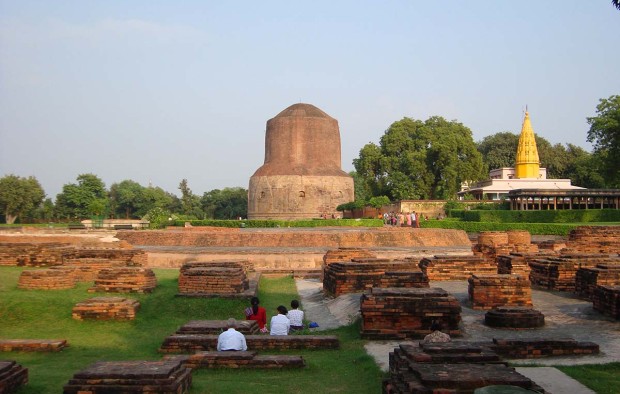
[
  {"left": 0, "top": 360, "right": 28, "bottom": 394},
  {"left": 72, "top": 297, "right": 140, "bottom": 320},
  {"left": 159, "top": 334, "right": 339, "bottom": 353},
  {"left": 360, "top": 287, "right": 461, "bottom": 340},
  {"left": 176, "top": 320, "right": 259, "bottom": 335},
  {"left": 485, "top": 307, "right": 545, "bottom": 329},
  {"left": 177, "top": 261, "right": 249, "bottom": 296},
  {"left": 163, "top": 352, "right": 305, "bottom": 370},
  {"left": 0, "top": 339, "right": 67, "bottom": 352},
  {"left": 383, "top": 363, "right": 539, "bottom": 394},
  {"left": 468, "top": 274, "right": 533, "bottom": 310},
  {"left": 323, "top": 259, "right": 427, "bottom": 297},
  {"left": 575, "top": 263, "right": 620, "bottom": 300},
  {"left": 592, "top": 285, "right": 620, "bottom": 319},
  {"left": 418, "top": 255, "right": 496, "bottom": 281},
  {"left": 529, "top": 254, "right": 620, "bottom": 292},
  {"left": 63, "top": 360, "right": 192, "bottom": 394},
  {"left": 492, "top": 338, "right": 599, "bottom": 358},
  {"left": 17, "top": 268, "right": 75, "bottom": 290},
  {"left": 88, "top": 267, "right": 157, "bottom": 293}
]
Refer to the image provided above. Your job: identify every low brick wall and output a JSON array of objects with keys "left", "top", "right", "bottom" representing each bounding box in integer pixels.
[
  {"left": 323, "top": 259, "right": 427, "bottom": 297},
  {"left": 592, "top": 285, "right": 620, "bottom": 319},
  {"left": 575, "top": 263, "right": 620, "bottom": 300},
  {"left": 497, "top": 252, "right": 558, "bottom": 276},
  {"left": 0, "top": 360, "right": 28, "bottom": 393},
  {"left": 17, "top": 268, "right": 75, "bottom": 290},
  {"left": 484, "top": 307, "right": 545, "bottom": 329},
  {"left": 163, "top": 351, "right": 304, "bottom": 370},
  {"left": 72, "top": 297, "right": 140, "bottom": 320},
  {"left": 0, "top": 242, "right": 69, "bottom": 266},
  {"left": 568, "top": 225, "right": 620, "bottom": 254},
  {"left": 178, "top": 261, "right": 249, "bottom": 296},
  {"left": 468, "top": 274, "right": 533, "bottom": 310},
  {"left": 63, "top": 360, "right": 191, "bottom": 394},
  {"left": 529, "top": 254, "right": 620, "bottom": 292},
  {"left": 419, "top": 255, "right": 496, "bottom": 281},
  {"left": 492, "top": 338, "right": 599, "bottom": 358},
  {"left": 159, "top": 334, "right": 339, "bottom": 353},
  {"left": 176, "top": 320, "right": 259, "bottom": 335},
  {"left": 0, "top": 339, "right": 68, "bottom": 352},
  {"left": 322, "top": 248, "right": 377, "bottom": 266},
  {"left": 360, "top": 287, "right": 462, "bottom": 340},
  {"left": 88, "top": 267, "right": 157, "bottom": 293}
]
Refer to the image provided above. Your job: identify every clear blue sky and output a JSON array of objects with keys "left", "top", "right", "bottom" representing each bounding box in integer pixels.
[{"left": 1, "top": 1, "right": 619, "bottom": 199}]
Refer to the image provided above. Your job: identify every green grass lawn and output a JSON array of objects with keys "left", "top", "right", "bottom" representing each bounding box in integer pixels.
[{"left": 0, "top": 267, "right": 385, "bottom": 393}]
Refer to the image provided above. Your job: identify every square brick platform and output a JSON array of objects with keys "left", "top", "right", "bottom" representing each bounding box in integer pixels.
[
  {"left": 163, "top": 351, "right": 305, "bottom": 370},
  {"left": 592, "top": 285, "right": 620, "bottom": 319},
  {"left": 0, "top": 339, "right": 68, "bottom": 352},
  {"left": 88, "top": 267, "right": 157, "bottom": 293},
  {"left": 72, "top": 297, "right": 140, "bottom": 320},
  {"left": 419, "top": 255, "right": 497, "bottom": 281},
  {"left": 63, "top": 360, "right": 191, "bottom": 394},
  {"left": 17, "top": 268, "right": 75, "bottom": 290},
  {"left": 360, "top": 287, "right": 462, "bottom": 340},
  {"left": 0, "top": 360, "right": 28, "bottom": 394},
  {"left": 575, "top": 263, "right": 620, "bottom": 300},
  {"left": 468, "top": 274, "right": 533, "bottom": 310},
  {"left": 177, "top": 260, "right": 258, "bottom": 298}
]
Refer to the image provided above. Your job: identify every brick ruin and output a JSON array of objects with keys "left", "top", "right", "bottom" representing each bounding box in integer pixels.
[
  {"left": 360, "top": 287, "right": 462, "bottom": 340},
  {"left": 322, "top": 248, "right": 377, "bottom": 266},
  {"left": 418, "top": 255, "right": 496, "bottom": 281},
  {"left": 566, "top": 225, "right": 620, "bottom": 254},
  {"left": 497, "top": 251, "right": 558, "bottom": 277},
  {"left": 592, "top": 285, "right": 620, "bottom": 319},
  {"left": 163, "top": 352, "right": 305, "bottom": 370},
  {"left": 575, "top": 263, "right": 620, "bottom": 300},
  {"left": 0, "top": 339, "right": 68, "bottom": 352},
  {"left": 0, "top": 360, "right": 28, "bottom": 394},
  {"left": 72, "top": 297, "right": 141, "bottom": 321},
  {"left": 17, "top": 267, "right": 76, "bottom": 290},
  {"left": 63, "top": 360, "right": 192, "bottom": 394},
  {"left": 468, "top": 274, "right": 533, "bottom": 310},
  {"left": 177, "top": 260, "right": 257, "bottom": 298},
  {"left": 383, "top": 338, "right": 598, "bottom": 393},
  {"left": 323, "top": 258, "right": 428, "bottom": 297},
  {"left": 0, "top": 242, "right": 70, "bottom": 266},
  {"left": 176, "top": 320, "right": 260, "bottom": 335},
  {"left": 88, "top": 267, "right": 157, "bottom": 293},
  {"left": 484, "top": 307, "right": 545, "bottom": 329},
  {"left": 160, "top": 334, "right": 339, "bottom": 353}
]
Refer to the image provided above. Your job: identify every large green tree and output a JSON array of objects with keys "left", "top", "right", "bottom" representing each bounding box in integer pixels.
[
  {"left": 201, "top": 187, "right": 248, "bottom": 219},
  {"left": 476, "top": 132, "right": 519, "bottom": 173},
  {"left": 587, "top": 95, "right": 620, "bottom": 187},
  {"left": 354, "top": 116, "right": 485, "bottom": 200},
  {"left": 109, "top": 180, "right": 180, "bottom": 219},
  {"left": 0, "top": 175, "right": 45, "bottom": 224},
  {"left": 55, "top": 174, "right": 108, "bottom": 219}
]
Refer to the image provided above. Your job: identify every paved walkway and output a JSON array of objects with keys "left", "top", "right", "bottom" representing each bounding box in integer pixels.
[{"left": 295, "top": 278, "right": 619, "bottom": 393}]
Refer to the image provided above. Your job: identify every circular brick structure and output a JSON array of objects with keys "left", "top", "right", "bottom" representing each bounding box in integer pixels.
[
  {"left": 506, "top": 230, "right": 531, "bottom": 245},
  {"left": 484, "top": 306, "right": 545, "bottom": 329},
  {"left": 478, "top": 231, "right": 509, "bottom": 247},
  {"left": 248, "top": 103, "right": 354, "bottom": 220}
]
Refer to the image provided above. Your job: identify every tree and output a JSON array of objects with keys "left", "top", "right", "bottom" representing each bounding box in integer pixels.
[
  {"left": 55, "top": 174, "right": 108, "bottom": 219},
  {"left": 200, "top": 187, "right": 248, "bottom": 219},
  {"left": 178, "top": 179, "right": 201, "bottom": 217},
  {"left": 476, "top": 132, "right": 519, "bottom": 173},
  {"left": 562, "top": 144, "right": 605, "bottom": 188},
  {"left": 587, "top": 95, "right": 620, "bottom": 187},
  {"left": 354, "top": 116, "right": 485, "bottom": 200},
  {"left": 613, "top": 0, "right": 620, "bottom": 11},
  {"left": 0, "top": 175, "right": 45, "bottom": 224}
]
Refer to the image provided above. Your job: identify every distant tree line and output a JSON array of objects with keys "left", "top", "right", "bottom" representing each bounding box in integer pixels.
[
  {"left": 1, "top": 95, "right": 618, "bottom": 224},
  {"left": 0, "top": 173, "right": 248, "bottom": 225}
]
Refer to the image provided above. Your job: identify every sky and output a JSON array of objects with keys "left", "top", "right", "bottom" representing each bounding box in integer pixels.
[{"left": 1, "top": 1, "right": 619, "bottom": 200}]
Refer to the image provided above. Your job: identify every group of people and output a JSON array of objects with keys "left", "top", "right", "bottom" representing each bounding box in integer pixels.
[
  {"left": 216, "top": 297, "right": 305, "bottom": 351},
  {"left": 383, "top": 211, "right": 427, "bottom": 227}
]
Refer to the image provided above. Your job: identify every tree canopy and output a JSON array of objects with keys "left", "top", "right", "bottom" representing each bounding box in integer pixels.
[
  {"left": 200, "top": 187, "right": 248, "bottom": 219},
  {"left": 587, "top": 95, "right": 620, "bottom": 187},
  {"left": 55, "top": 174, "right": 108, "bottom": 219},
  {"left": 354, "top": 116, "right": 485, "bottom": 200},
  {"left": 0, "top": 175, "right": 45, "bottom": 224}
]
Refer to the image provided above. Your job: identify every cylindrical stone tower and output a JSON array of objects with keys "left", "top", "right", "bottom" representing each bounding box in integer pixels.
[{"left": 248, "top": 103, "right": 354, "bottom": 220}]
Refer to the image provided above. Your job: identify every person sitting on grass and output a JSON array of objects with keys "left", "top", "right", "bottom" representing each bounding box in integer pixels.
[
  {"left": 217, "top": 318, "right": 248, "bottom": 351},
  {"left": 270, "top": 305, "right": 290, "bottom": 335},
  {"left": 287, "top": 299, "right": 304, "bottom": 331},
  {"left": 423, "top": 321, "right": 451, "bottom": 343},
  {"left": 245, "top": 296, "right": 268, "bottom": 333}
]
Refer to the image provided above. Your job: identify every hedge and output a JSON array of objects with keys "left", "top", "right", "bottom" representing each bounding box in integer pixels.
[
  {"left": 420, "top": 218, "right": 578, "bottom": 236},
  {"left": 448, "top": 209, "right": 620, "bottom": 223},
  {"left": 172, "top": 219, "right": 384, "bottom": 228}
]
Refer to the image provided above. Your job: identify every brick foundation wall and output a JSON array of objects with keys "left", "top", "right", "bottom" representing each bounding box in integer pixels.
[
  {"left": 72, "top": 297, "right": 140, "bottom": 320},
  {"left": 419, "top": 255, "right": 496, "bottom": 281},
  {"left": 468, "top": 274, "right": 533, "bottom": 310}
]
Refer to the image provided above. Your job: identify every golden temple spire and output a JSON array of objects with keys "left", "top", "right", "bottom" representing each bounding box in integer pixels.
[{"left": 514, "top": 110, "right": 540, "bottom": 179}]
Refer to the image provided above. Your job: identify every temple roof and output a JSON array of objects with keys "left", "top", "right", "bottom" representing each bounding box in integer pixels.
[{"left": 515, "top": 111, "right": 540, "bottom": 178}]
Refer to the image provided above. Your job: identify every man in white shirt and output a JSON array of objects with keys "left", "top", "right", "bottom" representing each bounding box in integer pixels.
[
  {"left": 270, "top": 305, "right": 290, "bottom": 335},
  {"left": 217, "top": 318, "right": 248, "bottom": 351}
]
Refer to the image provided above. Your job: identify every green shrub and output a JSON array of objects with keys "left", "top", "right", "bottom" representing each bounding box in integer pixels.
[
  {"left": 448, "top": 209, "right": 620, "bottom": 223},
  {"left": 173, "top": 219, "right": 384, "bottom": 228},
  {"left": 421, "top": 218, "right": 578, "bottom": 235}
]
